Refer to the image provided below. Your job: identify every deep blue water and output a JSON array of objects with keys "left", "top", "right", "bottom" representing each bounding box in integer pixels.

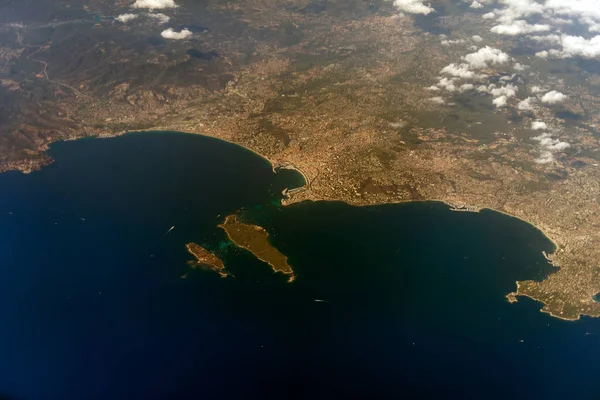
[{"left": 0, "top": 132, "right": 599, "bottom": 400}]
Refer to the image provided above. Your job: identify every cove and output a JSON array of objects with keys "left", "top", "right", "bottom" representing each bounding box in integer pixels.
[{"left": 0, "top": 131, "right": 599, "bottom": 400}]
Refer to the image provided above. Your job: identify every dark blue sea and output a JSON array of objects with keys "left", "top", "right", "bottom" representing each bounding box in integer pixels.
[{"left": 0, "top": 132, "right": 599, "bottom": 400}]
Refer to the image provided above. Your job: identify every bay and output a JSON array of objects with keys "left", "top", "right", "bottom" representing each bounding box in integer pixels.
[{"left": 0, "top": 132, "right": 598, "bottom": 399}]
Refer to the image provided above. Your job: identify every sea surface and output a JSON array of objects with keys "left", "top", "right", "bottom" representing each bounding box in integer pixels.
[{"left": 0, "top": 132, "right": 599, "bottom": 400}]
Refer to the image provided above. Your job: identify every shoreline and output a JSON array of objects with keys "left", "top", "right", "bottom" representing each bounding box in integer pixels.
[
  {"left": 0, "top": 127, "right": 582, "bottom": 320},
  {"left": 132, "top": 128, "right": 284, "bottom": 174},
  {"left": 507, "top": 282, "right": 581, "bottom": 322}
]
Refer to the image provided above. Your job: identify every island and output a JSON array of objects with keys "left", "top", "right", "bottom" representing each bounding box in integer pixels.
[
  {"left": 185, "top": 243, "right": 228, "bottom": 278},
  {"left": 219, "top": 215, "right": 295, "bottom": 282}
]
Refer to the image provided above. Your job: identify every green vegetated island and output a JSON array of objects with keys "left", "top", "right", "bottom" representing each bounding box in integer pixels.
[{"left": 186, "top": 215, "right": 294, "bottom": 282}]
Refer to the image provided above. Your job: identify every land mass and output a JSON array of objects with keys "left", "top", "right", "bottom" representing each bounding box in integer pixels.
[
  {"left": 219, "top": 214, "right": 295, "bottom": 282},
  {"left": 2, "top": 0, "right": 600, "bottom": 320},
  {"left": 185, "top": 242, "right": 228, "bottom": 278}
]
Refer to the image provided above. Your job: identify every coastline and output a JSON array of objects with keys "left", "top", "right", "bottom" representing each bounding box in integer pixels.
[
  {"left": 1, "top": 128, "right": 593, "bottom": 321},
  {"left": 506, "top": 282, "right": 581, "bottom": 322},
  {"left": 131, "top": 129, "right": 283, "bottom": 174}
]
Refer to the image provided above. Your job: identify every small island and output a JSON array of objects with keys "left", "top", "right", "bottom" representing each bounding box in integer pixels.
[
  {"left": 185, "top": 243, "right": 228, "bottom": 278},
  {"left": 219, "top": 214, "right": 295, "bottom": 282}
]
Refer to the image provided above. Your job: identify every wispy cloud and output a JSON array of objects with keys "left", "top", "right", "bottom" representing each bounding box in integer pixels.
[
  {"left": 491, "top": 20, "right": 550, "bottom": 36},
  {"left": 148, "top": 13, "right": 170, "bottom": 24}
]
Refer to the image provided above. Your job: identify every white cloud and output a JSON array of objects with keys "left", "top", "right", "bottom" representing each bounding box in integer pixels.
[
  {"left": 518, "top": 97, "right": 536, "bottom": 110},
  {"left": 470, "top": 1, "right": 484, "bottom": 8},
  {"left": 547, "top": 141, "right": 571, "bottom": 151},
  {"left": 543, "top": 0, "right": 600, "bottom": 32},
  {"left": 161, "top": 28, "right": 192, "bottom": 40},
  {"left": 427, "top": 85, "right": 441, "bottom": 91},
  {"left": 532, "top": 131, "right": 570, "bottom": 163},
  {"left": 533, "top": 132, "right": 571, "bottom": 151},
  {"left": 441, "top": 39, "right": 467, "bottom": 46},
  {"left": 429, "top": 96, "right": 445, "bottom": 104},
  {"left": 490, "top": 83, "right": 518, "bottom": 98},
  {"left": 582, "top": 17, "right": 600, "bottom": 32},
  {"left": 463, "top": 46, "right": 511, "bottom": 69},
  {"left": 148, "top": 13, "right": 170, "bottom": 24},
  {"left": 391, "top": 0, "right": 435, "bottom": 15},
  {"left": 480, "top": 83, "right": 518, "bottom": 107},
  {"left": 558, "top": 35, "right": 600, "bottom": 58},
  {"left": 532, "top": 132, "right": 551, "bottom": 141},
  {"left": 535, "top": 151, "right": 555, "bottom": 164},
  {"left": 529, "top": 34, "right": 561, "bottom": 44},
  {"left": 483, "top": 12, "right": 496, "bottom": 19},
  {"left": 493, "top": 95, "right": 508, "bottom": 107},
  {"left": 440, "top": 63, "right": 486, "bottom": 79},
  {"left": 460, "top": 83, "right": 475, "bottom": 92},
  {"left": 530, "top": 85, "right": 544, "bottom": 93},
  {"left": 493, "top": 0, "right": 545, "bottom": 23},
  {"left": 491, "top": 20, "right": 550, "bottom": 36},
  {"left": 548, "top": 16, "right": 574, "bottom": 25},
  {"left": 540, "top": 90, "right": 567, "bottom": 104},
  {"left": 486, "top": 0, "right": 600, "bottom": 38},
  {"left": 531, "top": 121, "right": 547, "bottom": 130},
  {"left": 513, "top": 62, "right": 528, "bottom": 71},
  {"left": 499, "top": 73, "right": 516, "bottom": 81},
  {"left": 472, "top": 35, "right": 483, "bottom": 42},
  {"left": 436, "top": 77, "right": 457, "bottom": 92},
  {"left": 116, "top": 13, "right": 138, "bottom": 23},
  {"left": 132, "top": 0, "right": 178, "bottom": 9},
  {"left": 526, "top": 34, "right": 599, "bottom": 59}
]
